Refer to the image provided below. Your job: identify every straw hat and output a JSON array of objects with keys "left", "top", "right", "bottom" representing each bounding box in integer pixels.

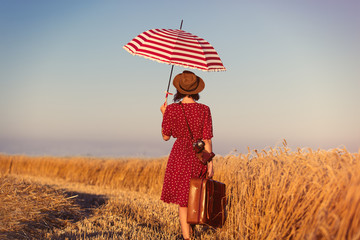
[{"left": 173, "top": 71, "right": 205, "bottom": 95}]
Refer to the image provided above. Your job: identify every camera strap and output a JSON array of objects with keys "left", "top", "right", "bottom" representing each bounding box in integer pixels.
[{"left": 179, "top": 102, "right": 194, "bottom": 140}]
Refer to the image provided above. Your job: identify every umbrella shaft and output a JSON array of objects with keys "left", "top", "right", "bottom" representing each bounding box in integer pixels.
[
  {"left": 166, "top": 20, "right": 182, "bottom": 94},
  {"left": 166, "top": 65, "right": 174, "bottom": 93}
]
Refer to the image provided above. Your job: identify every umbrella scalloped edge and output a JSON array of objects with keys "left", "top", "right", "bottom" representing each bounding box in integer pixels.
[{"left": 122, "top": 46, "right": 226, "bottom": 72}]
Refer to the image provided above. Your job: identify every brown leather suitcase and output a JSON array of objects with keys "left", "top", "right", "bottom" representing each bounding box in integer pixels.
[{"left": 187, "top": 177, "right": 227, "bottom": 228}]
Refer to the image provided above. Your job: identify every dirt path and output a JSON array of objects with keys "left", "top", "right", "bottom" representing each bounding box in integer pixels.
[
  {"left": 11, "top": 173, "right": 150, "bottom": 199},
  {"left": 7, "top": 174, "right": 188, "bottom": 240}
]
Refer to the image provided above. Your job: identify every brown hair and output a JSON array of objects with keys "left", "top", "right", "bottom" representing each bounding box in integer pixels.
[{"left": 173, "top": 90, "right": 200, "bottom": 102}]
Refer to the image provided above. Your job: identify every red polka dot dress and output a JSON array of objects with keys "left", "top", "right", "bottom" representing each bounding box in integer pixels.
[{"left": 161, "top": 102, "right": 213, "bottom": 207}]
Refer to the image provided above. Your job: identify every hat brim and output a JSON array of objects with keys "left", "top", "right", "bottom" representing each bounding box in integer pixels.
[{"left": 173, "top": 73, "right": 205, "bottom": 95}]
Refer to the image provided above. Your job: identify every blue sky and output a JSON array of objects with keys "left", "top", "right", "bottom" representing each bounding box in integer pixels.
[{"left": 1, "top": 0, "right": 359, "bottom": 157}]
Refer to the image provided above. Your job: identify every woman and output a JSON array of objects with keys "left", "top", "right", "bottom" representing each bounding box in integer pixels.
[{"left": 160, "top": 70, "right": 214, "bottom": 240}]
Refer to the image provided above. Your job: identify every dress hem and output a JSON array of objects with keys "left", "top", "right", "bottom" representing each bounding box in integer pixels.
[{"left": 160, "top": 198, "right": 188, "bottom": 207}]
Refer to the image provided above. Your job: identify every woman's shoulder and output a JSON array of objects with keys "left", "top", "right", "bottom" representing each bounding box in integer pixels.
[
  {"left": 166, "top": 103, "right": 181, "bottom": 111},
  {"left": 168, "top": 103, "right": 180, "bottom": 107},
  {"left": 196, "top": 102, "right": 211, "bottom": 111},
  {"left": 167, "top": 102, "right": 210, "bottom": 111}
]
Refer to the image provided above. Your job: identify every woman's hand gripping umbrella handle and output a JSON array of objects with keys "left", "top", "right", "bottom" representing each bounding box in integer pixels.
[{"left": 161, "top": 91, "right": 173, "bottom": 114}]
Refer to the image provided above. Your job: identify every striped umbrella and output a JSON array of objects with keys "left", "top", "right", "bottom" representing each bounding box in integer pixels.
[
  {"left": 123, "top": 28, "right": 226, "bottom": 72},
  {"left": 123, "top": 21, "right": 226, "bottom": 102}
]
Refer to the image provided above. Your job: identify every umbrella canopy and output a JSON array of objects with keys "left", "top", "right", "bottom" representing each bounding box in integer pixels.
[{"left": 123, "top": 28, "right": 226, "bottom": 72}]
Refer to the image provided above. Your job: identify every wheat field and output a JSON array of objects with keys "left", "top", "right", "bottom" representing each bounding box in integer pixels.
[{"left": 1, "top": 144, "right": 360, "bottom": 239}]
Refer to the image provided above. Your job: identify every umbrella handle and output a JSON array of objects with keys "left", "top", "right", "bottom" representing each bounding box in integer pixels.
[{"left": 163, "top": 91, "right": 173, "bottom": 106}]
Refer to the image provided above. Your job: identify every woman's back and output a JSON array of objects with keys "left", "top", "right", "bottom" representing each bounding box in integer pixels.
[{"left": 162, "top": 102, "right": 213, "bottom": 141}]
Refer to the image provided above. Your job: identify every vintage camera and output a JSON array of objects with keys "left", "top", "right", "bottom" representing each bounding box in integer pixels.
[{"left": 193, "top": 140, "right": 205, "bottom": 153}]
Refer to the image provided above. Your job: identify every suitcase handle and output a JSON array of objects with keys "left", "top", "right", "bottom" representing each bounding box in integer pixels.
[{"left": 199, "top": 167, "right": 213, "bottom": 180}]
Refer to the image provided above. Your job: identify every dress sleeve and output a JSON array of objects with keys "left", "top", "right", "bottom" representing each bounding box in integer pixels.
[
  {"left": 162, "top": 105, "right": 172, "bottom": 136},
  {"left": 202, "top": 106, "right": 213, "bottom": 140}
]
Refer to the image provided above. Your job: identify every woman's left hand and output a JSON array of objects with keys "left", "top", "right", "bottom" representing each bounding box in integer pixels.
[{"left": 207, "top": 162, "right": 214, "bottom": 178}]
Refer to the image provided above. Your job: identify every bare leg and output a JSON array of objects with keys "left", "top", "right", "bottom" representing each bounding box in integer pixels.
[{"left": 179, "top": 206, "right": 190, "bottom": 239}]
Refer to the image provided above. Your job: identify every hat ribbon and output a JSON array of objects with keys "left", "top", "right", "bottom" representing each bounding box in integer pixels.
[{"left": 179, "top": 76, "right": 200, "bottom": 92}]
